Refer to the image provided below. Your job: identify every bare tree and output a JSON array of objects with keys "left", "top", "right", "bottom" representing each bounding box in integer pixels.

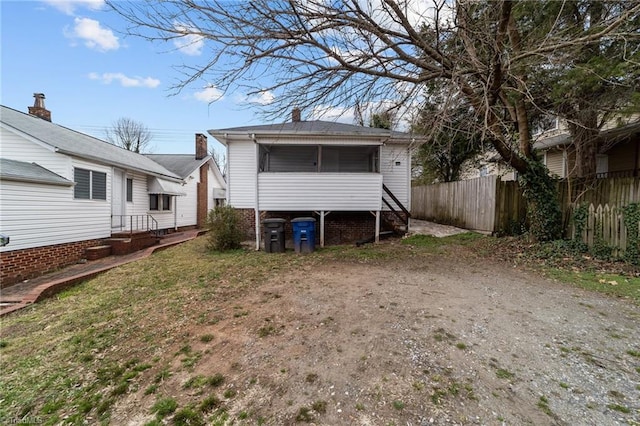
[
  {"left": 108, "top": 0, "right": 640, "bottom": 240},
  {"left": 105, "top": 117, "right": 153, "bottom": 153},
  {"left": 210, "top": 147, "right": 227, "bottom": 176}
]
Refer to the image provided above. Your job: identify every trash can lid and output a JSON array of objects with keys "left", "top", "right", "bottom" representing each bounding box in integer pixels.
[
  {"left": 292, "top": 217, "right": 316, "bottom": 223},
  {"left": 262, "top": 218, "right": 287, "bottom": 224}
]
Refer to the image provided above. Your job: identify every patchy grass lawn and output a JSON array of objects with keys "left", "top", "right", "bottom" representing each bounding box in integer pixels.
[{"left": 0, "top": 232, "right": 637, "bottom": 425}]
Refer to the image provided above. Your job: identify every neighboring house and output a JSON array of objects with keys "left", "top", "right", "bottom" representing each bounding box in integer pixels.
[
  {"left": 145, "top": 133, "right": 226, "bottom": 229},
  {"left": 208, "top": 109, "right": 417, "bottom": 249},
  {"left": 460, "top": 118, "right": 640, "bottom": 181},
  {"left": 459, "top": 150, "right": 517, "bottom": 182},
  {"left": 533, "top": 120, "right": 640, "bottom": 179},
  {"left": 0, "top": 96, "right": 220, "bottom": 286}
]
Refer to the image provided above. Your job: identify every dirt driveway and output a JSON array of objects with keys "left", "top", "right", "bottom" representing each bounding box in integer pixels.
[{"left": 110, "top": 238, "right": 640, "bottom": 426}]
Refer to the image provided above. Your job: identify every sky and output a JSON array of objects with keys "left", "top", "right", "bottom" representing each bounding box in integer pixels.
[{"left": 0, "top": 0, "right": 318, "bottom": 156}]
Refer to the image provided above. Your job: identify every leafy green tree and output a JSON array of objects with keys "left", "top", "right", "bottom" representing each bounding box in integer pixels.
[
  {"left": 412, "top": 103, "right": 487, "bottom": 183},
  {"left": 522, "top": 1, "right": 640, "bottom": 178}
]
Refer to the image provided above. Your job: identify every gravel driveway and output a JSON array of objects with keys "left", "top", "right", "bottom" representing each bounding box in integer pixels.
[{"left": 111, "top": 239, "right": 640, "bottom": 425}]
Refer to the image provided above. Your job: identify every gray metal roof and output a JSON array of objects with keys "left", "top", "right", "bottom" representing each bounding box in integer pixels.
[
  {"left": 144, "top": 154, "right": 209, "bottom": 179},
  {"left": 209, "top": 120, "right": 416, "bottom": 141},
  {"left": 0, "top": 105, "right": 181, "bottom": 181},
  {"left": 0, "top": 158, "right": 73, "bottom": 186}
]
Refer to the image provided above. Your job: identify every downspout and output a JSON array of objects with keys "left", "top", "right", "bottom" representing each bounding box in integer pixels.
[
  {"left": 252, "top": 133, "right": 260, "bottom": 250},
  {"left": 407, "top": 142, "right": 413, "bottom": 230},
  {"left": 224, "top": 134, "right": 230, "bottom": 205},
  {"left": 174, "top": 195, "right": 178, "bottom": 231}
]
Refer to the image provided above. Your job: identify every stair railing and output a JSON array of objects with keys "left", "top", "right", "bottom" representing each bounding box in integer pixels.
[
  {"left": 382, "top": 184, "right": 411, "bottom": 228},
  {"left": 111, "top": 215, "right": 159, "bottom": 237}
]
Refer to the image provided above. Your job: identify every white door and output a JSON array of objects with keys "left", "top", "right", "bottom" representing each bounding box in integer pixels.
[{"left": 111, "top": 169, "right": 125, "bottom": 228}]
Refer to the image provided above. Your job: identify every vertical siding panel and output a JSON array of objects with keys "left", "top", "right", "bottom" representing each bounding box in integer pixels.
[{"left": 228, "top": 140, "right": 256, "bottom": 208}]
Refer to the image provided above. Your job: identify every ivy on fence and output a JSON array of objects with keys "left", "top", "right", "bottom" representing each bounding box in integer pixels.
[
  {"left": 622, "top": 203, "right": 639, "bottom": 265},
  {"left": 571, "top": 202, "right": 640, "bottom": 265}
]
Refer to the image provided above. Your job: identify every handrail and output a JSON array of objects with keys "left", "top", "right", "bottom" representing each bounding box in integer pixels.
[
  {"left": 382, "top": 184, "right": 411, "bottom": 221},
  {"left": 111, "top": 215, "right": 159, "bottom": 236}
]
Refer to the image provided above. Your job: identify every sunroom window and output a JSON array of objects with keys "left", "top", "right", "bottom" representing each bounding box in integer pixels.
[{"left": 258, "top": 145, "right": 379, "bottom": 173}]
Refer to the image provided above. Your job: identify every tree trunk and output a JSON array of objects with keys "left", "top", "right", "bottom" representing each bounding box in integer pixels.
[{"left": 570, "top": 109, "right": 600, "bottom": 178}]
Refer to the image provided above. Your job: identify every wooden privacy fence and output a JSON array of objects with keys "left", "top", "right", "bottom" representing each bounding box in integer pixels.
[
  {"left": 412, "top": 176, "right": 639, "bottom": 256},
  {"left": 411, "top": 176, "right": 526, "bottom": 233}
]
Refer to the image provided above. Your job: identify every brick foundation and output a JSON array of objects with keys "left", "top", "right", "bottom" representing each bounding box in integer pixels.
[
  {"left": 0, "top": 239, "right": 102, "bottom": 288},
  {"left": 234, "top": 208, "right": 402, "bottom": 247}
]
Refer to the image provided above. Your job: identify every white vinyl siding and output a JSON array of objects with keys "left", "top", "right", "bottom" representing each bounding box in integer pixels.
[
  {"left": 258, "top": 173, "right": 382, "bottom": 211},
  {"left": 228, "top": 140, "right": 257, "bottom": 208},
  {"left": 380, "top": 145, "right": 410, "bottom": 211},
  {"left": 0, "top": 127, "right": 71, "bottom": 177},
  {"left": 225, "top": 135, "right": 410, "bottom": 212},
  {"left": 0, "top": 173, "right": 112, "bottom": 252},
  {"left": 175, "top": 172, "right": 199, "bottom": 228}
]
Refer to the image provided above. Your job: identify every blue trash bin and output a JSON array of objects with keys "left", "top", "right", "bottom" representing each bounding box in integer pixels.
[{"left": 291, "top": 217, "right": 316, "bottom": 253}]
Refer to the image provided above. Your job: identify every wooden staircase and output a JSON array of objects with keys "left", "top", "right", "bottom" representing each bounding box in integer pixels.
[{"left": 382, "top": 184, "right": 411, "bottom": 234}]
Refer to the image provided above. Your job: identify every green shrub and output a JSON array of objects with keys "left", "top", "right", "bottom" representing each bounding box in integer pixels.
[{"left": 206, "top": 206, "right": 243, "bottom": 251}]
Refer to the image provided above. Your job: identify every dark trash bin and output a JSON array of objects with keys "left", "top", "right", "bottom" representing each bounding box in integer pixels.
[
  {"left": 262, "top": 218, "right": 286, "bottom": 253},
  {"left": 292, "top": 217, "right": 316, "bottom": 253}
]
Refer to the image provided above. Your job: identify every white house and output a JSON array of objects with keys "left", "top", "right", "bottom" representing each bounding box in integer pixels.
[
  {"left": 146, "top": 133, "right": 226, "bottom": 229},
  {"left": 208, "top": 109, "right": 417, "bottom": 249},
  {"left": 0, "top": 95, "right": 223, "bottom": 286}
]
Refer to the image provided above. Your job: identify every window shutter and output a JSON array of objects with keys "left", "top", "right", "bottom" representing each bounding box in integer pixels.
[
  {"left": 92, "top": 171, "right": 107, "bottom": 200},
  {"left": 74, "top": 168, "right": 90, "bottom": 199}
]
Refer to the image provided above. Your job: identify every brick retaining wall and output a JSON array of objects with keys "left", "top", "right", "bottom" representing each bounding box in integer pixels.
[{"left": 0, "top": 239, "right": 101, "bottom": 288}]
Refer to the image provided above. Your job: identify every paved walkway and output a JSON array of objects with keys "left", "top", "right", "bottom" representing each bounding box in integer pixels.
[
  {"left": 0, "top": 229, "right": 204, "bottom": 317},
  {"left": 408, "top": 218, "right": 471, "bottom": 238}
]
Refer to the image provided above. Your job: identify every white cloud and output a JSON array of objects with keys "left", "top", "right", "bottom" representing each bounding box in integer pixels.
[
  {"left": 65, "top": 17, "right": 119, "bottom": 51},
  {"left": 247, "top": 91, "right": 275, "bottom": 106},
  {"left": 42, "top": 0, "right": 105, "bottom": 15},
  {"left": 194, "top": 86, "right": 224, "bottom": 103},
  {"left": 308, "top": 105, "right": 356, "bottom": 123},
  {"left": 88, "top": 72, "right": 161, "bottom": 88},
  {"left": 173, "top": 23, "right": 204, "bottom": 56}
]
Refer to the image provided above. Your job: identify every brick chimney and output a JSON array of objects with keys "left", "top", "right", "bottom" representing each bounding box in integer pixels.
[
  {"left": 28, "top": 93, "right": 51, "bottom": 122},
  {"left": 195, "top": 133, "right": 208, "bottom": 160},
  {"left": 196, "top": 133, "right": 209, "bottom": 228},
  {"left": 292, "top": 107, "right": 301, "bottom": 122}
]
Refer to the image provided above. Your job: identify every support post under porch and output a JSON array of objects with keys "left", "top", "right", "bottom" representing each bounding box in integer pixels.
[
  {"left": 254, "top": 208, "right": 260, "bottom": 251},
  {"left": 314, "top": 211, "right": 331, "bottom": 248},
  {"left": 370, "top": 210, "right": 381, "bottom": 243}
]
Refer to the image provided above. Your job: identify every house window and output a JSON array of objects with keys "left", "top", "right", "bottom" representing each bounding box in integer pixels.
[
  {"left": 74, "top": 168, "right": 107, "bottom": 200},
  {"left": 149, "top": 194, "right": 172, "bottom": 211},
  {"left": 126, "top": 178, "right": 133, "bottom": 202},
  {"left": 259, "top": 145, "right": 379, "bottom": 173}
]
